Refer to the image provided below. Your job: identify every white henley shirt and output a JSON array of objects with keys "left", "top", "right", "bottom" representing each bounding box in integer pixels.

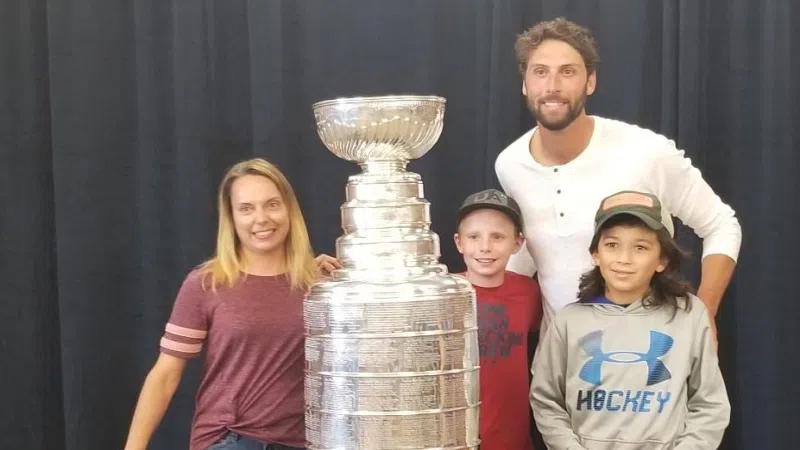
[{"left": 495, "top": 116, "right": 742, "bottom": 325}]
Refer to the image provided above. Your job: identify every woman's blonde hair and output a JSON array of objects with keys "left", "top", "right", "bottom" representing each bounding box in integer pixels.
[{"left": 199, "top": 158, "right": 318, "bottom": 291}]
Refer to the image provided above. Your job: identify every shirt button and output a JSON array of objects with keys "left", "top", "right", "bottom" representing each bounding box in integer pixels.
[
  {"left": 554, "top": 168, "right": 559, "bottom": 173},
  {"left": 560, "top": 212, "right": 565, "bottom": 217},
  {"left": 557, "top": 189, "right": 562, "bottom": 194}
]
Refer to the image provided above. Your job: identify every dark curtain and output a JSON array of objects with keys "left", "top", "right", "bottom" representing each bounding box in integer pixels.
[{"left": 2, "top": 0, "right": 797, "bottom": 448}]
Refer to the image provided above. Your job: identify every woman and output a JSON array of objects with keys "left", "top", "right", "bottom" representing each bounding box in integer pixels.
[{"left": 124, "top": 158, "right": 340, "bottom": 450}]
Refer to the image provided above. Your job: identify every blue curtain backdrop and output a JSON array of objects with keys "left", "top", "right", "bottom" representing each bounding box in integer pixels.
[{"left": 2, "top": 0, "right": 797, "bottom": 448}]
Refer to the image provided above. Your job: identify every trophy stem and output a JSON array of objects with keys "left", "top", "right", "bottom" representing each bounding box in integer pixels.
[{"left": 358, "top": 160, "right": 409, "bottom": 174}]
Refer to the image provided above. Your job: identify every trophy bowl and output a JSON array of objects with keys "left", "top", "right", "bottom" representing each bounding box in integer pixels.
[{"left": 312, "top": 95, "right": 446, "bottom": 163}]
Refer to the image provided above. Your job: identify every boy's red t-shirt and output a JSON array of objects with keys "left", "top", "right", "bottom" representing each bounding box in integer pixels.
[{"left": 470, "top": 270, "right": 543, "bottom": 450}]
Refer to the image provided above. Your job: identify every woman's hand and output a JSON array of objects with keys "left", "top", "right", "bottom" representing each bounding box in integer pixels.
[{"left": 315, "top": 253, "right": 342, "bottom": 276}]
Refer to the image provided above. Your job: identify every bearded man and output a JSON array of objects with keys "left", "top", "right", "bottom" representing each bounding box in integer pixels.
[{"left": 495, "top": 17, "right": 741, "bottom": 338}]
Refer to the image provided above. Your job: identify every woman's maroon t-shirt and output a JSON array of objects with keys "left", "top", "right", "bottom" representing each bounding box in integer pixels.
[{"left": 160, "top": 269, "right": 306, "bottom": 450}]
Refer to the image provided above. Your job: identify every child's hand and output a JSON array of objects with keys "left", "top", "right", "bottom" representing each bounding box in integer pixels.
[{"left": 315, "top": 254, "right": 342, "bottom": 277}]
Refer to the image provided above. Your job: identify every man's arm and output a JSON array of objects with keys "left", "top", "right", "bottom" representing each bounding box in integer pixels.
[
  {"left": 495, "top": 157, "right": 538, "bottom": 278},
  {"left": 648, "top": 138, "right": 742, "bottom": 314},
  {"left": 697, "top": 254, "right": 736, "bottom": 317}
]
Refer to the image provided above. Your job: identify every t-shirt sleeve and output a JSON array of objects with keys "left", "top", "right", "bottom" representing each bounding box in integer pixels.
[
  {"left": 159, "top": 270, "right": 210, "bottom": 360},
  {"left": 527, "top": 277, "right": 544, "bottom": 333}
]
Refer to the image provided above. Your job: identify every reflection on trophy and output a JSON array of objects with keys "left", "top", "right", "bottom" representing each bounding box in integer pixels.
[{"left": 304, "top": 95, "right": 481, "bottom": 449}]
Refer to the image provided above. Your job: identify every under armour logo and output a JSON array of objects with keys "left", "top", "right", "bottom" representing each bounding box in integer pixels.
[
  {"left": 473, "top": 190, "right": 508, "bottom": 205},
  {"left": 578, "top": 330, "right": 673, "bottom": 386}
]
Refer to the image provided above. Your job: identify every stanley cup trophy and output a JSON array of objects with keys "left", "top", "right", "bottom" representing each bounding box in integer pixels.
[{"left": 303, "top": 95, "right": 481, "bottom": 449}]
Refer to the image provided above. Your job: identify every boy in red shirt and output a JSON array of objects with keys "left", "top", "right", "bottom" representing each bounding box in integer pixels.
[{"left": 454, "top": 188, "right": 543, "bottom": 450}]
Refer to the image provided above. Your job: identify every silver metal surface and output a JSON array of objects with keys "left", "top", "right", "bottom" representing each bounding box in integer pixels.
[{"left": 305, "top": 95, "right": 480, "bottom": 450}]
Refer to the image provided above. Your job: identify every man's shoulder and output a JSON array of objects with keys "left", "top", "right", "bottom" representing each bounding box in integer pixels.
[
  {"left": 594, "top": 116, "right": 677, "bottom": 151},
  {"left": 495, "top": 128, "right": 536, "bottom": 167}
]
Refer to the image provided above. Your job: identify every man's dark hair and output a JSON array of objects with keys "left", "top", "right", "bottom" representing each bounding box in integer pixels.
[{"left": 515, "top": 17, "right": 600, "bottom": 76}]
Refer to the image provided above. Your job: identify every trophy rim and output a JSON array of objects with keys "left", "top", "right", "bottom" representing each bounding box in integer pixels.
[{"left": 311, "top": 94, "right": 446, "bottom": 111}]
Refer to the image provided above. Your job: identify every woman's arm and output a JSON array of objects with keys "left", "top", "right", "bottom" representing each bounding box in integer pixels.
[{"left": 123, "top": 353, "right": 188, "bottom": 450}]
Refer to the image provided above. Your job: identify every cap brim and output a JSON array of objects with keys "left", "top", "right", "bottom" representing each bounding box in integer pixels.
[{"left": 595, "top": 211, "right": 664, "bottom": 233}]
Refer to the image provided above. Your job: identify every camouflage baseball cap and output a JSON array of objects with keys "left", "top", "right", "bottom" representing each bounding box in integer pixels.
[
  {"left": 594, "top": 190, "right": 672, "bottom": 235},
  {"left": 457, "top": 188, "right": 523, "bottom": 230}
]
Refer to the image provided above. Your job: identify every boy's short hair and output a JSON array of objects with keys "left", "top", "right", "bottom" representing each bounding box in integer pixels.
[{"left": 456, "top": 189, "right": 523, "bottom": 232}]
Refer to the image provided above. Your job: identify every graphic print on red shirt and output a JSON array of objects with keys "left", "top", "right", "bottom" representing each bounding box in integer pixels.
[{"left": 472, "top": 271, "right": 543, "bottom": 450}]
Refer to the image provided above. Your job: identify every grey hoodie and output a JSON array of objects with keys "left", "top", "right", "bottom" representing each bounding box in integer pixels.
[{"left": 530, "top": 294, "right": 730, "bottom": 449}]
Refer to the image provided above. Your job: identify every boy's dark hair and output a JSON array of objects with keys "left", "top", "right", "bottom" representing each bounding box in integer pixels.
[
  {"left": 577, "top": 214, "right": 695, "bottom": 318},
  {"left": 515, "top": 17, "right": 600, "bottom": 77}
]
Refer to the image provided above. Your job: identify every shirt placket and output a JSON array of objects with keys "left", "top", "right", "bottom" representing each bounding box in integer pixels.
[{"left": 552, "top": 166, "right": 571, "bottom": 233}]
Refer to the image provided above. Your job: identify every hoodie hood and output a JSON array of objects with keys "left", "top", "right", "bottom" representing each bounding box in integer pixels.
[{"left": 577, "top": 295, "right": 664, "bottom": 316}]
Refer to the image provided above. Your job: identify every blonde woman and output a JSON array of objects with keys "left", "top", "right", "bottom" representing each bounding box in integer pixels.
[{"left": 124, "top": 158, "right": 340, "bottom": 450}]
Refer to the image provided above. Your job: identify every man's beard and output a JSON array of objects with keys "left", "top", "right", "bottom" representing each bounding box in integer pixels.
[{"left": 527, "top": 92, "right": 587, "bottom": 131}]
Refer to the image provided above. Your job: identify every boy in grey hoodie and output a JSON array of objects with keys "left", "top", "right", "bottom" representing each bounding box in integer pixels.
[{"left": 530, "top": 190, "right": 730, "bottom": 449}]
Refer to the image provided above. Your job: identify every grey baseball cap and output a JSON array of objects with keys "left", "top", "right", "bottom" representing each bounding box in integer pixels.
[{"left": 457, "top": 188, "right": 523, "bottom": 230}]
